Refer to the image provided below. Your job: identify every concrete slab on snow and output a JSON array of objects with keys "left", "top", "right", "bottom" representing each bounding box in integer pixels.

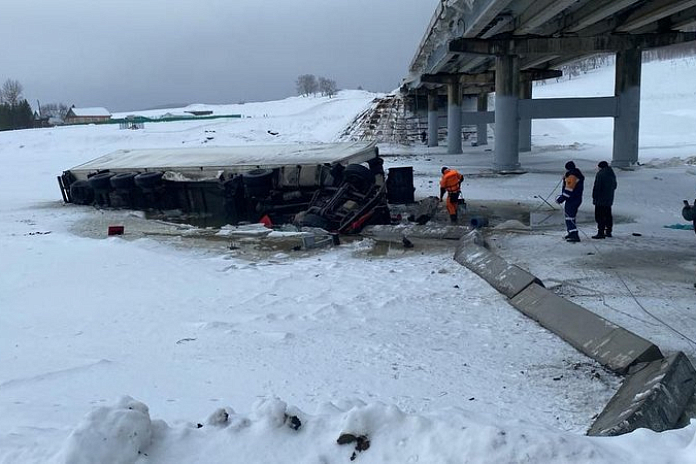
[
  {"left": 510, "top": 283, "right": 663, "bottom": 374},
  {"left": 454, "top": 230, "right": 543, "bottom": 299},
  {"left": 362, "top": 223, "right": 471, "bottom": 241},
  {"left": 588, "top": 352, "right": 696, "bottom": 436}
]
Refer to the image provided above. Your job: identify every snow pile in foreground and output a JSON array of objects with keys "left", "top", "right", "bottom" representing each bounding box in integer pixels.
[{"left": 53, "top": 396, "right": 696, "bottom": 464}]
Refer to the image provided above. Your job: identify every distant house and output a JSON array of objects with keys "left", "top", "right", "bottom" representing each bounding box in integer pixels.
[
  {"left": 33, "top": 111, "right": 50, "bottom": 128},
  {"left": 33, "top": 111, "right": 64, "bottom": 128},
  {"left": 64, "top": 106, "right": 112, "bottom": 125}
]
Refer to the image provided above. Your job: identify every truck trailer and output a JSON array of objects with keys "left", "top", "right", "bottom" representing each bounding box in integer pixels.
[{"left": 57, "top": 142, "right": 404, "bottom": 232}]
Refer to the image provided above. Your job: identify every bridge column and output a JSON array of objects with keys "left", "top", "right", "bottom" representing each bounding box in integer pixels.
[
  {"left": 612, "top": 48, "right": 642, "bottom": 168},
  {"left": 519, "top": 75, "right": 532, "bottom": 152},
  {"left": 447, "top": 80, "right": 463, "bottom": 154},
  {"left": 427, "top": 89, "right": 439, "bottom": 147},
  {"left": 463, "top": 95, "right": 476, "bottom": 146},
  {"left": 476, "top": 93, "right": 488, "bottom": 146},
  {"left": 494, "top": 55, "right": 521, "bottom": 171}
]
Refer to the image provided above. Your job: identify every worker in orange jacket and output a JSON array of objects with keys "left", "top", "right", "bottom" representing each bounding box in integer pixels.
[{"left": 439, "top": 166, "right": 464, "bottom": 223}]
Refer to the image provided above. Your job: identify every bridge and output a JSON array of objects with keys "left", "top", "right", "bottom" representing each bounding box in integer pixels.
[{"left": 402, "top": 0, "right": 696, "bottom": 171}]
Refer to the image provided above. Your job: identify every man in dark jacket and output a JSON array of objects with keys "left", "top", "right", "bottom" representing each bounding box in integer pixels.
[
  {"left": 591, "top": 161, "right": 617, "bottom": 239},
  {"left": 556, "top": 160, "right": 585, "bottom": 242}
]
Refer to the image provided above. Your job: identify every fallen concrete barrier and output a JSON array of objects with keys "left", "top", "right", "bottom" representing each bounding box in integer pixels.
[
  {"left": 362, "top": 223, "right": 470, "bottom": 242},
  {"left": 452, "top": 232, "right": 695, "bottom": 436},
  {"left": 588, "top": 352, "right": 696, "bottom": 436},
  {"left": 454, "top": 230, "right": 543, "bottom": 299},
  {"left": 510, "top": 283, "right": 663, "bottom": 374}
]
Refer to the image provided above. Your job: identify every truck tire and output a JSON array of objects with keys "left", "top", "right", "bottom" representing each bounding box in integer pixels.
[
  {"left": 69, "top": 180, "right": 95, "bottom": 205},
  {"left": 343, "top": 164, "right": 374, "bottom": 192},
  {"left": 243, "top": 169, "right": 274, "bottom": 197},
  {"left": 110, "top": 172, "right": 138, "bottom": 190},
  {"left": 88, "top": 172, "right": 115, "bottom": 191},
  {"left": 134, "top": 171, "right": 164, "bottom": 189}
]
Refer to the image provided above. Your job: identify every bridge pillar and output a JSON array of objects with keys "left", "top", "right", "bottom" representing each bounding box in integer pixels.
[
  {"left": 427, "top": 89, "right": 439, "bottom": 147},
  {"left": 447, "top": 80, "right": 463, "bottom": 154},
  {"left": 612, "top": 48, "right": 642, "bottom": 168},
  {"left": 494, "top": 55, "right": 521, "bottom": 171},
  {"left": 476, "top": 93, "right": 488, "bottom": 146},
  {"left": 463, "top": 95, "right": 476, "bottom": 146},
  {"left": 519, "top": 75, "right": 532, "bottom": 152}
]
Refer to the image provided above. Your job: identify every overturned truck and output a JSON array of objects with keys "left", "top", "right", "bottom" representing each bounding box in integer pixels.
[{"left": 57, "top": 142, "right": 410, "bottom": 233}]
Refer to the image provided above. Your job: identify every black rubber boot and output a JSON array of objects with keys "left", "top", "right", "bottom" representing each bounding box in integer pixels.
[
  {"left": 565, "top": 231, "right": 580, "bottom": 242},
  {"left": 605, "top": 229, "right": 612, "bottom": 237},
  {"left": 591, "top": 232, "right": 605, "bottom": 239},
  {"left": 450, "top": 214, "right": 458, "bottom": 223}
]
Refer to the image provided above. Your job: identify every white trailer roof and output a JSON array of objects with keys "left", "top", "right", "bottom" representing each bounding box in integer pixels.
[{"left": 67, "top": 142, "right": 377, "bottom": 179}]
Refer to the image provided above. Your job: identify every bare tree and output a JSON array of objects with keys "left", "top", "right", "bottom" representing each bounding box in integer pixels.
[
  {"left": 318, "top": 77, "right": 337, "bottom": 98},
  {"left": 0, "top": 79, "right": 24, "bottom": 106},
  {"left": 296, "top": 74, "right": 318, "bottom": 97},
  {"left": 39, "top": 102, "right": 70, "bottom": 120}
]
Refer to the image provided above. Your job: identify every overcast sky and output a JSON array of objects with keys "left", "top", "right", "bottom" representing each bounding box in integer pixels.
[{"left": 0, "top": 0, "right": 440, "bottom": 112}]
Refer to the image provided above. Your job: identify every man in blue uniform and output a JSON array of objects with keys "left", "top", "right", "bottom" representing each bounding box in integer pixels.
[{"left": 556, "top": 161, "right": 585, "bottom": 242}]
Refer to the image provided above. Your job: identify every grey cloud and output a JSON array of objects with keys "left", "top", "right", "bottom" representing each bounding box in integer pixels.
[{"left": 0, "top": 0, "right": 439, "bottom": 111}]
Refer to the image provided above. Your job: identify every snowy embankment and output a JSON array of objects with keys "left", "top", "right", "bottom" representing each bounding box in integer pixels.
[{"left": 50, "top": 395, "right": 696, "bottom": 464}]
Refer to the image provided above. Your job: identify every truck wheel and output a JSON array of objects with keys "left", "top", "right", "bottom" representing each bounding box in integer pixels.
[
  {"left": 243, "top": 169, "right": 274, "bottom": 197},
  {"left": 70, "top": 180, "right": 95, "bottom": 205},
  {"left": 134, "top": 171, "right": 164, "bottom": 189},
  {"left": 88, "top": 172, "right": 115, "bottom": 191},
  {"left": 243, "top": 168, "right": 273, "bottom": 185},
  {"left": 343, "top": 164, "right": 374, "bottom": 191},
  {"left": 110, "top": 172, "right": 138, "bottom": 190}
]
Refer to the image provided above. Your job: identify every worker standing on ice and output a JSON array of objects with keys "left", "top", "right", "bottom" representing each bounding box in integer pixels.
[
  {"left": 556, "top": 160, "right": 585, "bottom": 242},
  {"left": 439, "top": 166, "right": 464, "bottom": 223},
  {"left": 591, "top": 160, "right": 617, "bottom": 239}
]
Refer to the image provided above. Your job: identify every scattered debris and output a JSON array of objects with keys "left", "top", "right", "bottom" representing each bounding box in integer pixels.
[
  {"left": 108, "top": 225, "right": 124, "bottom": 236},
  {"left": 285, "top": 414, "right": 302, "bottom": 430},
  {"left": 337, "top": 433, "right": 370, "bottom": 461},
  {"left": 408, "top": 196, "right": 440, "bottom": 225}
]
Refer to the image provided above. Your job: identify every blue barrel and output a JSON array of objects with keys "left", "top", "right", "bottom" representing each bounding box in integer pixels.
[{"left": 470, "top": 216, "right": 489, "bottom": 228}]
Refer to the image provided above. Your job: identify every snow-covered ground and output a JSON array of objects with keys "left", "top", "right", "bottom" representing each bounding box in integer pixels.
[{"left": 1, "top": 59, "right": 696, "bottom": 463}]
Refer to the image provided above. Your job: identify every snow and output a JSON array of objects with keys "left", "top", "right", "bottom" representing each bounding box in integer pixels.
[
  {"left": 68, "top": 107, "right": 112, "bottom": 117},
  {"left": 2, "top": 60, "right": 696, "bottom": 463}
]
